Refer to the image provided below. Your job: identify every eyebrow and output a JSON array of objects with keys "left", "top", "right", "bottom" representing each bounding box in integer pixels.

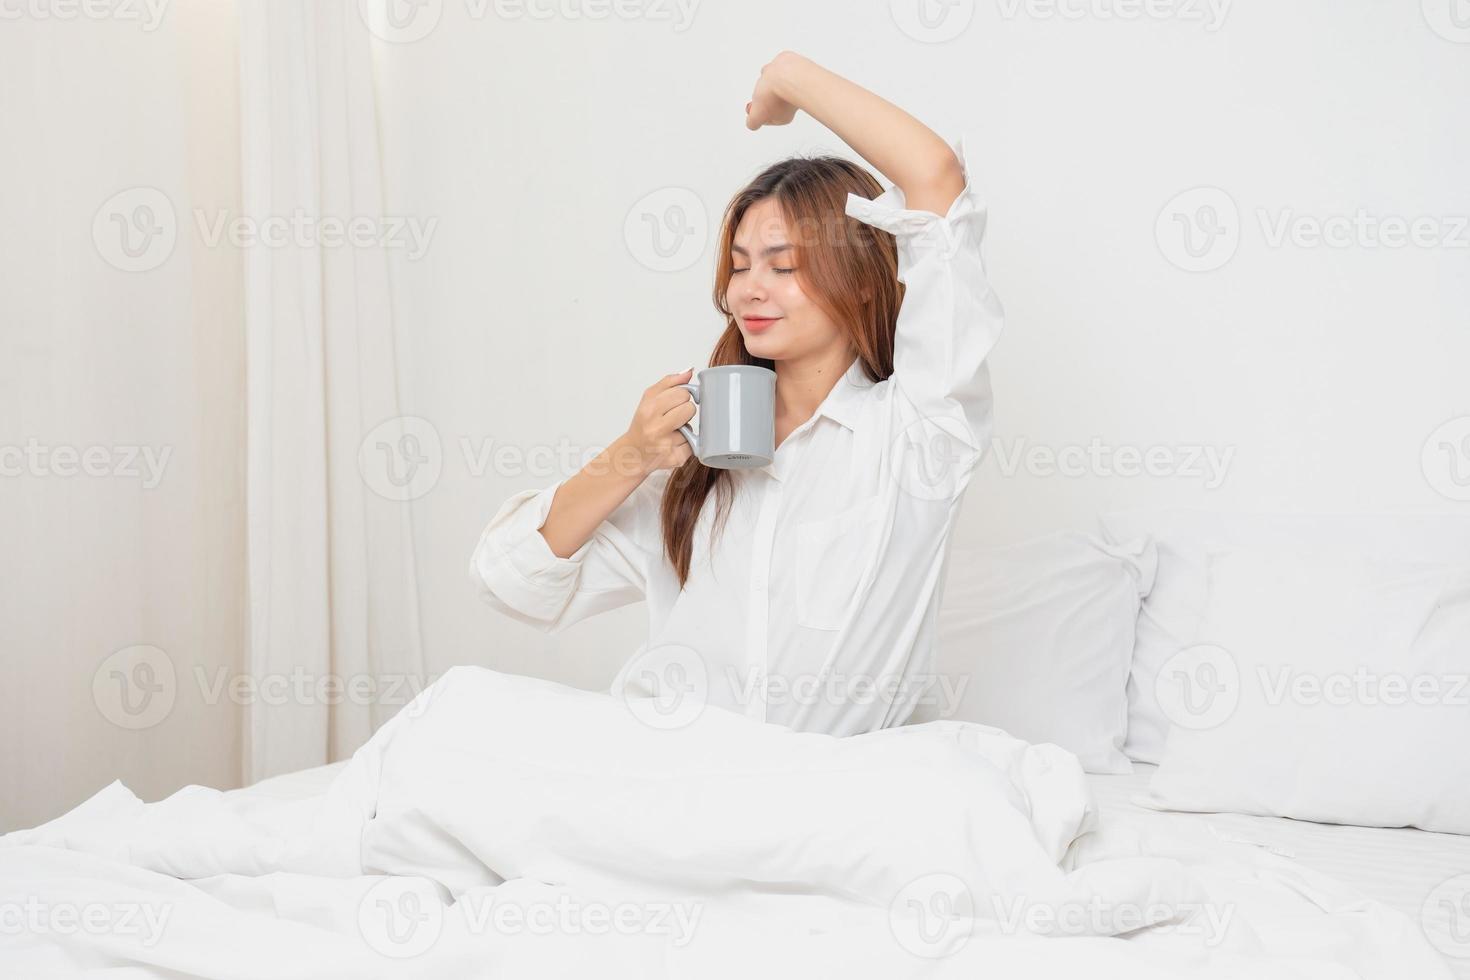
[{"left": 730, "top": 243, "right": 793, "bottom": 258}]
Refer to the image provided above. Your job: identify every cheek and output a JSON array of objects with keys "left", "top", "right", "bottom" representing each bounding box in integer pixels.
[
  {"left": 779, "top": 278, "right": 839, "bottom": 335},
  {"left": 775, "top": 275, "right": 813, "bottom": 312}
]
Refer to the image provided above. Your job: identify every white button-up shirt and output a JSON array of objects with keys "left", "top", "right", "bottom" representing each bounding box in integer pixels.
[{"left": 469, "top": 133, "right": 1003, "bottom": 736}]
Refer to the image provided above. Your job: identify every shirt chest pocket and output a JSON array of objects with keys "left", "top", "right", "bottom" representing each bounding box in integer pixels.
[{"left": 794, "top": 494, "right": 884, "bottom": 631}]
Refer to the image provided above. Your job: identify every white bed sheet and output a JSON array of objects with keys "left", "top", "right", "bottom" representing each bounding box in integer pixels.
[
  {"left": 224, "top": 759, "right": 347, "bottom": 802},
  {"left": 5, "top": 705, "right": 1452, "bottom": 979},
  {"left": 1089, "top": 764, "right": 1470, "bottom": 978},
  {"left": 226, "top": 756, "right": 1470, "bottom": 977}
]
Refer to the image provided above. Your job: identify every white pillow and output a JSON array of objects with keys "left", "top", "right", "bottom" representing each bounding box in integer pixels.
[
  {"left": 1098, "top": 508, "right": 1470, "bottom": 764},
  {"left": 1142, "top": 545, "right": 1470, "bottom": 834},
  {"left": 907, "top": 531, "right": 1156, "bottom": 774}
]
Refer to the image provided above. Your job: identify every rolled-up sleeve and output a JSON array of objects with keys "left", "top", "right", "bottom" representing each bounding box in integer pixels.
[
  {"left": 843, "top": 133, "right": 1003, "bottom": 457},
  {"left": 467, "top": 474, "right": 658, "bottom": 634}
]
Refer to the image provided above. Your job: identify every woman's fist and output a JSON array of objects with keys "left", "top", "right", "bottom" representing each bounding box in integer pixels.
[
  {"left": 622, "top": 368, "right": 697, "bottom": 474},
  {"left": 745, "top": 52, "right": 802, "bottom": 131}
]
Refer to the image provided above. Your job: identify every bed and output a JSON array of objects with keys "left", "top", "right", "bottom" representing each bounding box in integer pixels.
[
  {"left": 3, "top": 507, "right": 1466, "bottom": 978},
  {"left": 1089, "top": 764, "right": 1470, "bottom": 979},
  {"left": 231, "top": 756, "right": 1470, "bottom": 978}
]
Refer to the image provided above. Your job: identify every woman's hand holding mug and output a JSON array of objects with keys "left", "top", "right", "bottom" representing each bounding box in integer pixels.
[{"left": 621, "top": 368, "right": 697, "bottom": 475}]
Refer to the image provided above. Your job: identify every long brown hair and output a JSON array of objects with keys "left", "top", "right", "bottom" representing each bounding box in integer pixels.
[{"left": 659, "top": 153, "right": 905, "bottom": 588}]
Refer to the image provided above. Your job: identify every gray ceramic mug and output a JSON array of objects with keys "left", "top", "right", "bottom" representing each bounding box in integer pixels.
[{"left": 676, "top": 365, "right": 777, "bottom": 468}]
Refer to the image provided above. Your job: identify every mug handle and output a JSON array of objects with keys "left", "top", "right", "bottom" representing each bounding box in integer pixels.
[{"left": 675, "top": 380, "right": 700, "bottom": 456}]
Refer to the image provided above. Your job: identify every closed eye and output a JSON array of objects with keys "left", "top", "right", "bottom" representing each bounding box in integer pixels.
[{"left": 730, "top": 268, "right": 796, "bottom": 275}]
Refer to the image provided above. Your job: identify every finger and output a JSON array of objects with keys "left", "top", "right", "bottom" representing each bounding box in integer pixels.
[
  {"left": 653, "top": 367, "right": 694, "bottom": 392},
  {"left": 745, "top": 101, "right": 762, "bottom": 130},
  {"left": 653, "top": 385, "right": 697, "bottom": 414},
  {"left": 659, "top": 399, "right": 697, "bottom": 424}
]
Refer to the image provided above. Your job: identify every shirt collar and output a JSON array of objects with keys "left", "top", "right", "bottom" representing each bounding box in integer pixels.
[
  {"left": 762, "top": 356, "right": 875, "bottom": 484},
  {"left": 812, "top": 355, "right": 876, "bottom": 432}
]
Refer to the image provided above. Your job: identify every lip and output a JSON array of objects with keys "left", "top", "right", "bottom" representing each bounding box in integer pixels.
[{"left": 742, "top": 316, "right": 781, "bottom": 333}]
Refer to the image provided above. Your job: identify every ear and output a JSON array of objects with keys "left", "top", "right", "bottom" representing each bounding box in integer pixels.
[{"left": 860, "top": 287, "right": 873, "bottom": 304}]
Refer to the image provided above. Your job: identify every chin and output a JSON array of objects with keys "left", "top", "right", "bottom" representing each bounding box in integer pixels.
[{"left": 743, "top": 334, "right": 784, "bottom": 359}]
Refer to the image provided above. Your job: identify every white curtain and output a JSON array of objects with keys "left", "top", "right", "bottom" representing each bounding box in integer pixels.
[{"left": 238, "top": 0, "right": 426, "bottom": 781}]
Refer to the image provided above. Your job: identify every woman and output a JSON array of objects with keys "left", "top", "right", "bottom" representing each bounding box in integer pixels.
[{"left": 469, "top": 51, "right": 1004, "bottom": 737}]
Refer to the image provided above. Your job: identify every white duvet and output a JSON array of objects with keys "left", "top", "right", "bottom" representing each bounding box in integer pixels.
[{"left": 0, "top": 666, "right": 1452, "bottom": 978}]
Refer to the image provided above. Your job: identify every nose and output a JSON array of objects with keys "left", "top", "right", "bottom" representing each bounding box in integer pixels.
[{"left": 732, "top": 267, "right": 767, "bottom": 308}]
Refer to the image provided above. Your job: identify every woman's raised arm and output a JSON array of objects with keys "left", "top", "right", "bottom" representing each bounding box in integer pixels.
[
  {"left": 744, "top": 51, "right": 966, "bottom": 219},
  {"left": 748, "top": 53, "right": 1004, "bottom": 471}
]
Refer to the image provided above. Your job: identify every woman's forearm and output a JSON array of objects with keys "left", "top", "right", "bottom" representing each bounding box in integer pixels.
[
  {"left": 537, "top": 434, "right": 651, "bottom": 560},
  {"left": 767, "top": 52, "right": 964, "bottom": 215}
]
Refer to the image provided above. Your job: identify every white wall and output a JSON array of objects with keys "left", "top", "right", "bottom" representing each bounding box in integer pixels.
[
  {"left": 367, "top": 0, "right": 1470, "bottom": 698},
  {"left": 0, "top": 0, "right": 245, "bottom": 830},
  {"left": 3, "top": 0, "right": 1466, "bottom": 826}
]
